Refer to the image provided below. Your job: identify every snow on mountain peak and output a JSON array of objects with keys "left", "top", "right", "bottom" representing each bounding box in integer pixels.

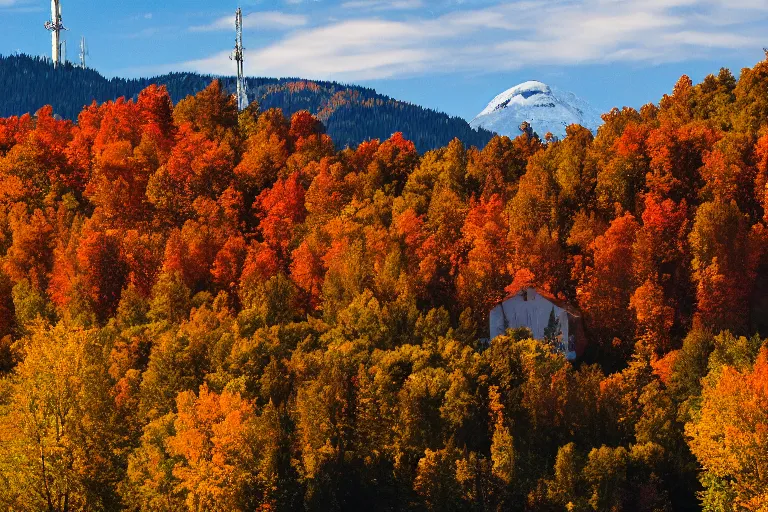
[
  {"left": 478, "top": 81, "right": 552, "bottom": 116},
  {"left": 471, "top": 81, "right": 603, "bottom": 140}
]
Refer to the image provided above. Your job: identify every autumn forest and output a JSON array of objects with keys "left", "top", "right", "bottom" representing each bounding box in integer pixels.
[{"left": 1, "top": 56, "right": 768, "bottom": 512}]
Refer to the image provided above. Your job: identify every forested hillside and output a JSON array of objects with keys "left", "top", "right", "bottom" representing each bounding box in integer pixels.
[
  {"left": 0, "top": 54, "right": 493, "bottom": 152},
  {"left": 0, "top": 55, "right": 768, "bottom": 511}
]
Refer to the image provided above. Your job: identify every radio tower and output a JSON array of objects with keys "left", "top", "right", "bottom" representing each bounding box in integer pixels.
[
  {"left": 230, "top": 7, "right": 249, "bottom": 111},
  {"left": 44, "top": 0, "right": 67, "bottom": 68},
  {"left": 79, "top": 36, "right": 88, "bottom": 69}
]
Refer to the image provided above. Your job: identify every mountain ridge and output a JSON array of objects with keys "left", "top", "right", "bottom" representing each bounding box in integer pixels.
[{"left": 0, "top": 53, "right": 494, "bottom": 152}]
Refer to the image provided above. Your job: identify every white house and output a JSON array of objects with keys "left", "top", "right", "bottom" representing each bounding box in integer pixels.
[{"left": 489, "top": 287, "right": 585, "bottom": 361}]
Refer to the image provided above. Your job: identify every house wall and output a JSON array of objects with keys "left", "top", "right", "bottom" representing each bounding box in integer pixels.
[{"left": 489, "top": 288, "right": 576, "bottom": 360}]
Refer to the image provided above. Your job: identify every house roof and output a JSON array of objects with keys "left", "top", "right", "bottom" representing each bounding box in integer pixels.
[{"left": 500, "top": 286, "right": 582, "bottom": 318}]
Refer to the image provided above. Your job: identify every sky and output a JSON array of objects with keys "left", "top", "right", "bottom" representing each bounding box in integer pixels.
[{"left": 1, "top": 0, "right": 767, "bottom": 121}]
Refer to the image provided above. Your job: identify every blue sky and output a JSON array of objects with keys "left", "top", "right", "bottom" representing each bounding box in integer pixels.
[{"left": 1, "top": 0, "right": 767, "bottom": 120}]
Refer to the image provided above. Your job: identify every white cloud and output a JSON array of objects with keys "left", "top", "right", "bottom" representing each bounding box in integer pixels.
[
  {"left": 340, "top": 0, "right": 425, "bottom": 10},
  {"left": 0, "top": 0, "right": 35, "bottom": 8},
  {"left": 662, "top": 31, "right": 762, "bottom": 49},
  {"left": 128, "top": 12, "right": 154, "bottom": 21},
  {"left": 0, "top": 0, "right": 41, "bottom": 12},
  {"left": 190, "top": 11, "right": 309, "bottom": 32},
  {"left": 174, "top": 0, "right": 768, "bottom": 80}
]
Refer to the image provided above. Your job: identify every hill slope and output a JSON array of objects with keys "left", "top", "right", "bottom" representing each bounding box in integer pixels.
[{"left": 0, "top": 54, "right": 493, "bottom": 152}]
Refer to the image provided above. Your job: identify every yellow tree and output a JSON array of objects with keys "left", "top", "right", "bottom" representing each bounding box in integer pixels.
[
  {"left": 0, "top": 325, "right": 124, "bottom": 511},
  {"left": 687, "top": 347, "right": 768, "bottom": 510},
  {"left": 167, "top": 384, "right": 260, "bottom": 512}
]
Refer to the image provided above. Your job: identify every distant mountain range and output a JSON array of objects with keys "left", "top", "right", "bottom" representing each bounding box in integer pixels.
[
  {"left": 471, "top": 81, "right": 603, "bottom": 140},
  {"left": 0, "top": 54, "right": 493, "bottom": 153}
]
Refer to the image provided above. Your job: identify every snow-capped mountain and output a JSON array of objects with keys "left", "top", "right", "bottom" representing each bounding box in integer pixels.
[{"left": 470, "top": 81, "right": 603, "bottom": 140}]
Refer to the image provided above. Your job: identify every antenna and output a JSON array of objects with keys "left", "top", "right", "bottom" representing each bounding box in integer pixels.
[
  {"left": 61, "top": 39, "right": 67, "bottom": 65},
  {"left": 230, "top": 7, "right": 249, "bottom": 111},
  {"left": 79, "top": 36, "right": 88, "bottom": 69},
  {"left": 44, "top": 0, "right": 67, "bottom": 68}
]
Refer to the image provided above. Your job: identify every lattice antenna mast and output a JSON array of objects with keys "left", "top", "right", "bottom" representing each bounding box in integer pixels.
[
  {"left": 230, "top": 7, "right": 249, "bottom": 111},
  {"left": 44, "top": 0, "right": 67, "bottom": 68},
  {"left": 79, "top": 36, "right": 88, "bottom": 69}
]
